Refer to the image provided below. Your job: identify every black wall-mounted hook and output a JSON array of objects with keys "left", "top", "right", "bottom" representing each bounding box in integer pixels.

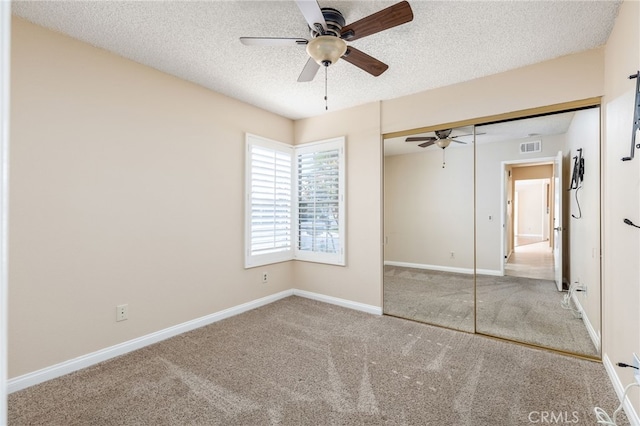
[{"left": 622, "top": 71, "right": 640, "bottom": 161}]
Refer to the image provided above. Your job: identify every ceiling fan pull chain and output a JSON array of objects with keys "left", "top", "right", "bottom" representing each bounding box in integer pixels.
[
  {"left": 324, "top": 66, "right": 328, "bottom": 110},
  {"left": 442, "top": 149, "right": 446, "bottom": 168}
]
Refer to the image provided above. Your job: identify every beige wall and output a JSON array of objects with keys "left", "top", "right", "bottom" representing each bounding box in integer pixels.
[
  {"left": 293, "top": 102, "right": 383, "bottom": 307},
  {"left": 9, "top": 18, "right": 295, "bottom": 377},
  {"left": 382, "top": 48, "right": 604, "bottom": 135},
  {"left": 512, "top": 164, "right": 553, "bottom": 181},
  {"left": 384, "top": 146, "right": 475, "bottom": 272},
  {"left": 602, "top": 0, "right": 640, "bottom": 412},
  {"left": 564, "top": 108, "right": 601, "bottom": 347},
  {"left": 514, "top": 179, "right": 547, "bottom": 237}
]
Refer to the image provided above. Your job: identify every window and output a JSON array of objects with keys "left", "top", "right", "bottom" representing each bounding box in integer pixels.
[
  {"left": 294, "top": 139, "right": 345, "bottom": 265},
  {"left": 245, "top": 135, "right": 293, "bottom": 268},
  {"left": 245, "top": 134, "right": 345, "bottom": 268}
]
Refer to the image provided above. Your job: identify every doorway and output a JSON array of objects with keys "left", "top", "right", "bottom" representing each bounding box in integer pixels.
[{"left": 503, "top": 161, "right": 555, "bottom": 282}]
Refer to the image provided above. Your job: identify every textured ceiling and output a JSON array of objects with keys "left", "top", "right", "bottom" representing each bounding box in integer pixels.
[{"left": 12, "top": 1, "right": 621, "bottom": 120}]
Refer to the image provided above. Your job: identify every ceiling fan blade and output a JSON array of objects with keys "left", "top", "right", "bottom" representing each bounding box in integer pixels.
[
  {"left": 240, "top": 37, "right": 308, "bottom": 46},
  {"left": 296, "top": 0, "right": 327, "bottom": 34},
  {"left": 406, "top": 136, "right": 436, "bottom": 143},
  {"left": 450, "top": 131, "right": 487, "bottom": 138},
  {"left": 297, "top": 57, "right": 321, "bottom": 82},
  {"left": 340, "top": 1, "right": 413, "bottom": 41},
  {"left": 418, "top": 141, "right": 436, "bottom": 148},
  {"left": 342, "top": 47, "right": 388, "bottom": 77},
  {"left": 451, "top": 139, "right": 467, "bottom": 144}
]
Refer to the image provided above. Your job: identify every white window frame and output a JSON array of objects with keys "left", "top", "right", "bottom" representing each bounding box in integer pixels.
[
  {"left": 245, "top": 134, "right": 346, "bottom": 268},
  {"left": 294, "top": 137, "right": 345, "bottom": 266}
]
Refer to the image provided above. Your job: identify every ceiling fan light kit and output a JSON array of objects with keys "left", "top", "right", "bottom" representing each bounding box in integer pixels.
[
  {"left": 306, "top": 35, "right": 347, "bottom": 67},
  {"left": 435, "top": 139, "right": 452, "bottom": 149}
]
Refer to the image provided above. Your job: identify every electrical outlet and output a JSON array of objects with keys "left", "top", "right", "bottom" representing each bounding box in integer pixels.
[
  {"left": 116, "top": 304, "right": 128, "bottom": 322},
  {"left": 262, "top": 272, "right": 268, "bottom": 284},
  {"left": 633, "top": 353, "right": 640, "bottom": 384}
]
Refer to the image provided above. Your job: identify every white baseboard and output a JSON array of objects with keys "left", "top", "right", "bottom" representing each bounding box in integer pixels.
[
  {"left": 293, "top": 289, "right": 382, "bottom": 316},
  {"left": 385, "top": 261, "right": 474, "bottom": 275},
  {"left": 602, "top": 353, "right": 640, "bottom": 426},
  {"left": 7, "top": 288, "right": 381, "bottom": 393},
  {"left": 475, "top": 268, "right": 504, "bottom": 277},
  {"left": 8, "top": 289, "right": 294, "bottom": 393},
  {"left": 571, "top": 293, "right": 601, "bottom": 352},
  {"left": 384, "top": 261, "right": 502, "bottom": 277}
]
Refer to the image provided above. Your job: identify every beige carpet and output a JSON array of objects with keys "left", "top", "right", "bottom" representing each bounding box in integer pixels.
[
  {"left": 383, "top": 267, "right": 474, "bottom": 333},
  {"left": 384, "top": 266, "right": 598, "bottom": 357},
  {"left": 9, "top": 296, "right": 625, "bottom": 425}
]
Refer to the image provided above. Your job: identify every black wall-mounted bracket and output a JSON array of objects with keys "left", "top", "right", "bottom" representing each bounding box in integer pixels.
[{"left": 622, "top": 71, "right": 640, "bottom": 161}]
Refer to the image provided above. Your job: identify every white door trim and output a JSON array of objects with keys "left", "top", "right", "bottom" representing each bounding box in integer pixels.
[
  {"left": 0, "top": 1, "right": 10, "bottom": 423},
  {"left": 553, "top": 150, "right": 564, "bottom": 291}
]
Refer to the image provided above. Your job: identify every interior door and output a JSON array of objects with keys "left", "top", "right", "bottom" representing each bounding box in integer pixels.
[{"left": 553, "top": 150, "right": 563, "bottom": 291}]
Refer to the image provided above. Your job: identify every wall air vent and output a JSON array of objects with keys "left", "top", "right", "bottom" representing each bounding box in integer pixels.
[{"left": 520, "top": 140, "right": 542, "bottom": 154}]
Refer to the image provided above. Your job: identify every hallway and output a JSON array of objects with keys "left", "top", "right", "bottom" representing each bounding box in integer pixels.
[{"left": 505, "top": 240, "right": 555, "bottom": 281}]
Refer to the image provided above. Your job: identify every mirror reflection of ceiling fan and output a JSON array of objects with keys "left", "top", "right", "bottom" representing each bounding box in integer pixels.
[
  {"left": 239, "top": 0, "right": 413, "bottom": 109},
  {"left": 405, "top": 129, "right": 479, "bottom": 149},
  {"left": 405, "top": 129, "right": 483, "bottom": 168}
]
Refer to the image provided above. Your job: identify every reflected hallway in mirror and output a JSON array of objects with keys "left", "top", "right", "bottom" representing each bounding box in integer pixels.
[{"left": 475, "top": 107, "right": 601, "bottom": 358}]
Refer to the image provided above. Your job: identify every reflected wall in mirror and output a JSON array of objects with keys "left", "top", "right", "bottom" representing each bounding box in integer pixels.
[
  {"left": 475, "top": 107, "right": 601, "bottom": 358},
  {"left": 383, "top": 126, "right": 475, "bottom": 332}
]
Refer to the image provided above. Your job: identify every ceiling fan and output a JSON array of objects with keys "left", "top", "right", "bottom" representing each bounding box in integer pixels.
[
  {"left": 405, "top": 129, "right": 475, "bottom": 149},
  {"left": 405, "top": 129, "right": 480, "bottom": 168},
  {"left": 239, "top": 0, "right": 414, "bottom": 83}
]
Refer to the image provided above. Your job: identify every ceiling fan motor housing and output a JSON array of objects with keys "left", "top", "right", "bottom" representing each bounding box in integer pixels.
[
  {"left": 310, "top": 8, "right": 346, "bottom": 38},
  {"left": 435, "top": 129, "right": 453, "bottom": 139}
]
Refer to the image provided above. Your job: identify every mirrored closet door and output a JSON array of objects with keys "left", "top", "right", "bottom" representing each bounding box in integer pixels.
[
  {"left": 383, "top": 126, "right": 475, "bottom": 333},
  {"left": 474, "top": 107, "right": 601, "bottom": 358},
  {"left": 382, "top": 104, "right": 602, "bottom": 359}
]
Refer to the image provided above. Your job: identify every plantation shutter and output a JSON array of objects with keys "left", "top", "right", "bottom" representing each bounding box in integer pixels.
[
  {"left": 295, "top": 137, "right": 345, "bottom": 265},
  {"left": 245, "top": 135, "right": 293, "bottom": 267}
]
